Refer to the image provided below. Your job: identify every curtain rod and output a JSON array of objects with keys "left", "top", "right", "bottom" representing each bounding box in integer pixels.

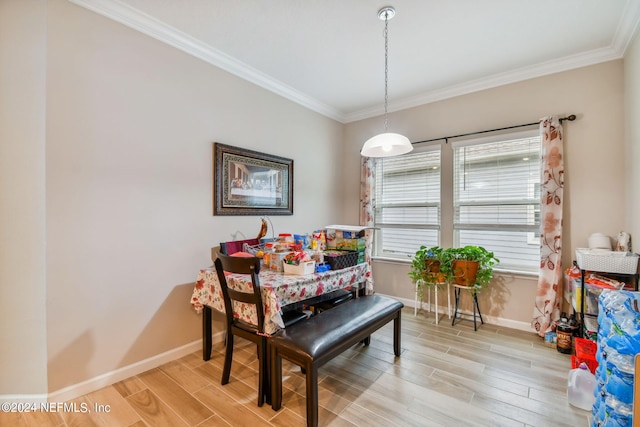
[{"left": 412, "top": 114, "right": 577, "bottom": 145}]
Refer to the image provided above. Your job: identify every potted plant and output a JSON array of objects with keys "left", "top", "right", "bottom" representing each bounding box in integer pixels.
[
  {"left": 440, "top": 246, "right": 499, "bottom": 292},
  {"left": 408, "top": 246, "right": 446, "bottom": 300}
]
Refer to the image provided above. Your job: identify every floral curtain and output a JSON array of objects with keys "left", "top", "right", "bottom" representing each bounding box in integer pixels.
[
  {"left": 360, "top": 156, "right": 375, "bottom": 294},
  {"left": 532, "top": 116, "right": 565, "bottom": 336}
]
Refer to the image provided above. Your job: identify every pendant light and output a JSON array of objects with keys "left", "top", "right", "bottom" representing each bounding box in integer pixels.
[{"left": 361, "top": 6, "right": 413, "bottom": 158}]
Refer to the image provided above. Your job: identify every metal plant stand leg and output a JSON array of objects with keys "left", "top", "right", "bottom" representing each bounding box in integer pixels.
[
  {"left": 434, "top": 285, "right": 438, "bottom": 325},
  {"left": 452, "top": 285, "right": 484, "bottom": 331},
  {"left": 472, "top": 293, "right": 477, "bottom": 331},
  {"left": 474, "top": 293, "right": 484, "bottom": 327},
  {"left": 447, "top": 281, "right": 452, "bottom": 319},
  {"left": 452, "top": 286, "right": 460, "bottom": 326}
]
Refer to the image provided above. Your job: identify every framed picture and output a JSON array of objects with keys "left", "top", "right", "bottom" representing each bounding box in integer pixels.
[{"left": 213, "top": 143, "right": 293, "bottom": 215}]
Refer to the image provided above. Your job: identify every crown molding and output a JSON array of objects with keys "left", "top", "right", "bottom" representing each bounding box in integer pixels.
[
  {"left": 70, "top": 0, "right": 640, "bottom": 125},
  {"left": 68, "top": 0, "right": 345, "bottom": 122},
  {"left": 613, "top": 0, "right": 640, "bottom": 54},
  {"left": 344, "top": 45, "right": 625, "bottom": 123}
]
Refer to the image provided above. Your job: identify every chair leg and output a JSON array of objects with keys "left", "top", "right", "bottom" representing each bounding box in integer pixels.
[
  {"left": 257, "top": 340, "right": 265, "bottom": 407},
  {"left": 221, "top": 332, "right": 233, "bottom": 385},
  {"left": 270, "top": 346, "right": 283, "bottom": 411},
  {"left": 203, "top": 306, "right": 212, "bottom": 361}
]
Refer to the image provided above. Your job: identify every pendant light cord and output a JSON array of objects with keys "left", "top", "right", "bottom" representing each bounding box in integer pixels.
[{"left": 383, "top": 12, "right": 389, "bottom": 133}]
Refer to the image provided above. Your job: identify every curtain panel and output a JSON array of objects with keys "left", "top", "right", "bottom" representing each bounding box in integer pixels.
[
  {"left": 360, "top": 157, "right": 375, "bottom": 294},
  {"left": 532, "top": 116, "right": 565, "bottom": 336}
]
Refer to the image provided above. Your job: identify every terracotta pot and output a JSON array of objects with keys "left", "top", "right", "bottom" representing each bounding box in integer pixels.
[
  {"left": 424, "top": 260, "right": 441, "bottom": 273},
  {"left": 452, "top": 260, "right": 479, "bottom": 286},
  {"left": 428, "top": 272, "right": 446, "bottom": 283}
]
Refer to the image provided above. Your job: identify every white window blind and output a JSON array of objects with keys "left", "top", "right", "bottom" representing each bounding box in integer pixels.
[
  {"left": 453, "top": 130, "right": 541, "bottom": 272},
  {"left": 374, "top": 147, "right": 441, "bottom": 258}
]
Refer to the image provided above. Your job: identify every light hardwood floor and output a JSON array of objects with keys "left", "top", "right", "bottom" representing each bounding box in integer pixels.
[{"left": 2, "top": 307, "right": 590, "bottom": 426}]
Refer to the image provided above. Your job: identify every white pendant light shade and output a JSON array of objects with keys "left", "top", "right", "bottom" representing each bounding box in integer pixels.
[
  {"left": 360, "top": 6, "right": 412, "bottom": 158},
  {"left": 361, "top": 132, "right": 413, "bottom": 157}
]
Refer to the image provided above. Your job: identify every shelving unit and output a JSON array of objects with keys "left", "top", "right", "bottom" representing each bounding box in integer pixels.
[{"left": 575, "top": 249, "right": 639, "bottom": 340}]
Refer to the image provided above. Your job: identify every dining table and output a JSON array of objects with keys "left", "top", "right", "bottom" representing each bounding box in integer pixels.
[{"left": 191, "top": 262, "right": 370, "bottom": 360}]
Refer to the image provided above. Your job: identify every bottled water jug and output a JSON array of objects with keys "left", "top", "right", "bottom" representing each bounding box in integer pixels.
[{"left": 567, "top": 362, "right": 596, "bottom": 410}]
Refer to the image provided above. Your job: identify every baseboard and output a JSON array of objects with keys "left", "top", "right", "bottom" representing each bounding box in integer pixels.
[
  {"left": 2, "top": 294, "right": 534, "bottom": 404},
  {"left": 1, "top": 331, "right": 225, "bottom": 404},
  {"left": 0, "top": 393, "right": 48, "bottom": 405},
  {"left": 48, "top": 339, "right": 201, "bottom": 403},
  {"left": 383, "top": 293, "right": 534, "bottom": 333}
]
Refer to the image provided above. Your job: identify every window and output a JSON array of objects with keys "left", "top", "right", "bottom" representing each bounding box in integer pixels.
[
  {"left": 371, "top": 129, "right": 541, "bottom": 274},
  {"left": 373, "top": 146, "right": 441, "bottom": 258},
  {"left": 453, "top": 130, "right": 541, "bottom": 273}
]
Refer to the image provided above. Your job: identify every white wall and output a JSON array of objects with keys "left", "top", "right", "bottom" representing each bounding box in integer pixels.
[
  {"left": 344, "top": 61, "right": 626, "bottom": 328},
  {"left": 625, "top": 28, "right": 640, "bottom": 243},
  {"left": 3, "top": 0, "right": 344, "bottom": 399},
  {"left": 0, "top": 0, "right": 49, "bottom": 398}
]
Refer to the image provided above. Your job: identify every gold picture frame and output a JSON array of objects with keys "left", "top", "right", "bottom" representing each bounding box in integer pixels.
[{"left": 213, "top": 143, "right": 293, "bottom": 215}]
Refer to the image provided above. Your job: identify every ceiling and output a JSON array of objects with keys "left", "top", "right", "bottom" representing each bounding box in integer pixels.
[{"left": 71, "top": 0, "right": 640, "bottom": 123}]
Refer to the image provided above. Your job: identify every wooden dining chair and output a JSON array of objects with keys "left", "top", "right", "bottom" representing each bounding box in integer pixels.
[
  {"left": 214, "top": 252, "right": 309, "bottom": 406},
  {"left": 214, "top": 252, "right": 270, "bottom": 406}
]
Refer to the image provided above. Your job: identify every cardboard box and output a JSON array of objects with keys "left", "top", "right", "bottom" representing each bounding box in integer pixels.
[
  {"left": 325, "top": 225, "right": 367, "bottom": 238},
  {"left": 283, "top": 260, "right": 316, "bottom": 275},
  {"left": 331, "top": 238, "right": 366, "bottom": 251},
  {"left": 266, "top": 251, "right": 291, "bottom": 272}
]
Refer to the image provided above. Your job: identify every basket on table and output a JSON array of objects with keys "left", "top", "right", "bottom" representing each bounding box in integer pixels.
[{"left": 323, "top": 250, "right": 359, "bottom": 270}]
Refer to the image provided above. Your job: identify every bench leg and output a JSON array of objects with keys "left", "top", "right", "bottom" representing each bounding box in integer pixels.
[
  {"left": 270, "top": 346, "right": 283, "bottom": 411},
  {"left": 306, "top": 364, "right": 318, "bottom": 427},
  {"left": 394, "top": 311, "right": 402, "bottom": 357},
  {"left": 362, "top": 336, "right": 371, "bottom": 346}
]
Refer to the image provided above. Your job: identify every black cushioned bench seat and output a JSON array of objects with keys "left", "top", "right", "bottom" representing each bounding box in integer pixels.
[{"left": 269, "top": 294, "right": 403, "bottom": 427}]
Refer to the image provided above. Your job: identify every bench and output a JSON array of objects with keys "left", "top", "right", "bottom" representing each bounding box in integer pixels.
[{"left": 269, "top": 294, "right": 404, "bottom": 427}]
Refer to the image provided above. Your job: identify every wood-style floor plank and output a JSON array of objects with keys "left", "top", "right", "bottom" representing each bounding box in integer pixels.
[
  {"left": 85, "top": 385, "right": 142, "bottom": 427},
  {"left": 125, "top": 388, "right": 189, "bottom": 427},
  {"left": 136, "top": 368, "right": 213, "bottom": 426},
  {"left": 4, "top": 307, "right": 590, "bottom": 426}
]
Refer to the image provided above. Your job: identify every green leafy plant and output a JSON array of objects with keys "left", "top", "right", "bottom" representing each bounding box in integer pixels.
[
  {"left": 408, "top": 246, "right": 446, "bottom": 300},
  {"left": 439, "top": 246, "right": 499, "bottom": 293}
]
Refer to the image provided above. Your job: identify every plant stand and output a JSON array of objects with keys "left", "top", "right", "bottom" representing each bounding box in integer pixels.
[
  {"left": 451, "top": 284, "right": 484, "bottom": 331},
  {"left": 414, "top": 280, "right": 451, "bottom": 325}
]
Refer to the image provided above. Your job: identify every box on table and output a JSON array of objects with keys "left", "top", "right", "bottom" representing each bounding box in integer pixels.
[
  {"left": 267, "top": 251, "right": 292, "bottom": 272},
  {"left": 331, "top": 238, "right": 366, "bottom": 251},
  {"left": 325, "top": 225, "right": 367, "bottom": 248},
  {"left": 325, "top": 225, "right": 366, "bottom": 238},
  {"left": 283, "top": 260, "right": 316, "bottom": 275}
]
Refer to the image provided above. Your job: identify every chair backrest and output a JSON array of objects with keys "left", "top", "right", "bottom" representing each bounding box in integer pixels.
[{"left": 214, "top": 252, "right": 266, "bottom": 333}]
